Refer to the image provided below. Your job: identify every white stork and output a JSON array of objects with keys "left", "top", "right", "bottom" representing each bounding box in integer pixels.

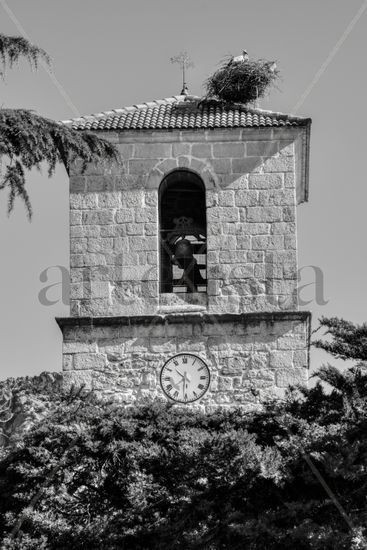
[
  {"left": 269, "top": 61, "right": 277, "bottom": 72},
  {"left": 230, "top": 50, "right": 249, "bottom": 64}
]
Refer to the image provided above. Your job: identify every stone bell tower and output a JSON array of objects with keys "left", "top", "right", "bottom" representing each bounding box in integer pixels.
[{"left": 57, "top": 95, "right": 311, "bottom": 410}]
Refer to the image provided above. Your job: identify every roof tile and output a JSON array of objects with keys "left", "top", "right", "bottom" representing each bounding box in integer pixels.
[{"left": 63, "top": 95, "right": 311, "bottom": 131}]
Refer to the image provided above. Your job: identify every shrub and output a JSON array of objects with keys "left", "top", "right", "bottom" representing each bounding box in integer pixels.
[
  {"left": 1, "top": 317, "right": 367, "bottom": 549},
  {"left": 0, "top": 368, "right": 367, "bottom": 549}
]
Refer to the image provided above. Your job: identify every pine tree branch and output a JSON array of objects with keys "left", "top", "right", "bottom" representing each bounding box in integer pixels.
[
  {"left": 313, "top": 316, "right": 367, "bottom": 361},
  {"left": 0, "top": 109, "right": 120, "bottom": 218},
  {"left": 0, "top": 34, "right": 50, "bottom": 77}
]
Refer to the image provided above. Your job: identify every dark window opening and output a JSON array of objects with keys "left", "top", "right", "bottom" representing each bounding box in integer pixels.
[{"left": 159, "top": 170, "right": 207, "bottom": 294}]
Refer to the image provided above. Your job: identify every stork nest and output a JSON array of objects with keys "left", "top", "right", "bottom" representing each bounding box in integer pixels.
[{"left": 205, "top": 57, "right": 279, "bottom": 104}]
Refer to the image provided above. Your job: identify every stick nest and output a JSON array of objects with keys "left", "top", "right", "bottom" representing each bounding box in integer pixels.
[{"left": 205, "top": 57, "right": 279, "bottom": 104}]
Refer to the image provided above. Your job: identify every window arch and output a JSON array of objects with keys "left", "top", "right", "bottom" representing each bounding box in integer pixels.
[{"left": 159, "top": 170, "right": 207, "bottom": 294}]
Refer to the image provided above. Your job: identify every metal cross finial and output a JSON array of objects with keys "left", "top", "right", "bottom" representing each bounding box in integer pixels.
[{"left": 170, "top": 51, "right": 194, "bottom": 95}]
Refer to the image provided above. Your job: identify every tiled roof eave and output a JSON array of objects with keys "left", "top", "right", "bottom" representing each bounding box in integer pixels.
[
  {"left": 63, "top": 95, "right": 311, "bottom": 132},
  {"left": 69, "top": 120, "right": 310, "bottom": 131}
]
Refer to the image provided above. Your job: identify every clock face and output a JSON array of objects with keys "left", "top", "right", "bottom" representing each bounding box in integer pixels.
[{"left": 160, "top": 354, "right": 210, "bottom": 404}]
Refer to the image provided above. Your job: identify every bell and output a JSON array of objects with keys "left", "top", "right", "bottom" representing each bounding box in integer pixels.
[
  {"left": 173, "top": 239, "right": 205, "bottom": 293},
  {"left": 174, "top": 239, "right": 194, "bottom": 261}
]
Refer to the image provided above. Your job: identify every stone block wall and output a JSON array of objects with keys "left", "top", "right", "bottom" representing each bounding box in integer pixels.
[
  {"left": 58, "top": 311, "right": 310, "bottom": 411},
  {"left": 69, "top": 127, "right": 305, "bottom": 317}
]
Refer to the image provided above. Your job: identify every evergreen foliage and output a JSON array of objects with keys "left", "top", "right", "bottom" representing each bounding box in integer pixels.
[
  {"left": 1, "top": 317, "right": 367, "bottom": 548},
  {"left": 313, "top": 316, "right": 367, "bottom": 362},
  {"left": 0, "top": 372, "right": 64, "bottom": 446},
  {"left": 0, "top": 109, "right": 119, "bottom": 218},
  {"left": 0, "top": 34, "right": 50, "bottom": 76},
  {"left": 0, "top": 35, "right": 119, "bottom": 218}
]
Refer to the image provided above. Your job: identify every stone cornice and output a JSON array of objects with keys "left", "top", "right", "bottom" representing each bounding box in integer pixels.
[{"left": 56, "top": 310, "right": 311, "bottom": 330}]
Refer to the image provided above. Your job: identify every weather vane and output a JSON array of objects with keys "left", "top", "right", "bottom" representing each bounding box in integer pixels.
[{"left": 170, "top": 51, "right": 194, "bottom": 95}]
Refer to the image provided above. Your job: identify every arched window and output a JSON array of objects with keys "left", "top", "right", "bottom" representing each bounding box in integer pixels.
[{"left": 159, "top": 170, "right": 207, "bottom": 294}]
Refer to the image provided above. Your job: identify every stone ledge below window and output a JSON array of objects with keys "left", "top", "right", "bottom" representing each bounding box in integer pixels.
[{"left": 159, "top": 292, "right": 207, "bottom": 313}]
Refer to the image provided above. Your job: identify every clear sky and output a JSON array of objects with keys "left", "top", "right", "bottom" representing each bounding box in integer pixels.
[{"left": 0, "top": 0, "right": 366, "bottom": 380}]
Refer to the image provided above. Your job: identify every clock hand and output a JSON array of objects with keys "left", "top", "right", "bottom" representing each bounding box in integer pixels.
[
  {"left": 182, "top": 372, "right": 191, "bottom": 401},
  {"left": 176, "top": 369, "right": 191, "bottom": 383}
]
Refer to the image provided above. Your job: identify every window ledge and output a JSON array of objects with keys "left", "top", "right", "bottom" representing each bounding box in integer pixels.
[{"left": 159, "top": 292, "right": 207, "bottom": 313}]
